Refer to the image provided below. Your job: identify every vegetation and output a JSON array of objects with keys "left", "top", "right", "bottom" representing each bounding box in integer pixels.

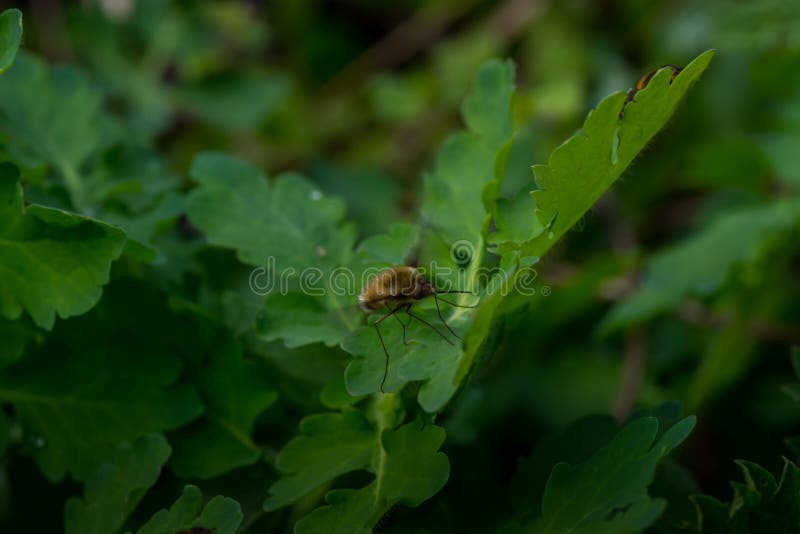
[{"left": 0, "top": 2, "right": 798, "bottom": 532}]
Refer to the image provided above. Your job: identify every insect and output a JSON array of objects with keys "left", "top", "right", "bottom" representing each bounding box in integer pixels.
[
  {"left": 359, "top": 266, "right": 477, "bottom": 392},
  {"left": 620, "top": 64, "right": 683, "bottom": 117}
]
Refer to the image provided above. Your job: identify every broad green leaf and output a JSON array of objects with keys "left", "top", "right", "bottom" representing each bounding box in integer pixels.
[
  {"left": 255, "top": 292, "right": 351, "bottom": 348},
  {"left": 0, "top": 53, "right": 116, "bottom": 212},
  {"left": 692, "top": 459, "right": 800, "bottom": 532},
  {"left": 499, "top": 50, "right": 715, "bottom": 258},
  {"left": 64, "top": 434, "right": 171, "bottom": 534},
  {"left": 525, "top": 416, "right": 696, "bottom": 533},
  {"left": 0, "top": 343, "right": 202, "bottom": 481},
  {"left": 134, "top": 485, "right": 243, "bottom": 534},
  {"left": 170, "top": 336, "right": 277, "bottom": 479},
  {"left": 265, "top": 404, "right": 449, "bottom": 532},
  {"left": 0, "top": 8, "right": 22, "bottom": 75},
  {"left": 187, "top": 152, "right": 355, "bottom": 271},
  {"left": 0, "top": 163, "right": 126, "bottom": 330},
  {"left": 186, "top": 152, "right": 360, "bottom": 345},
  {"left": 603, "top": 199, "right": 800, "bottom": 331}
]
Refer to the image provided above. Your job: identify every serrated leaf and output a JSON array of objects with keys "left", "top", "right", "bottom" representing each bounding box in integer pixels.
[
  {"left": 265, "top": 408, "right": 449, "bottom": 532},
  {"left": 692, "top": 459, "right": 800, "bottom": 532},
  {"left": 0, "top": 53, "right": 116, "bottom": 211},
  {"left": 0, "top": 163, "right": 126, "bottom": 330},
  {"left": 170, "top": 336, "right": 277, "bottom": 479},
  {"left": 64, "top": 434, "right": 171, "bottom": 534},
  {"left": 134, "top": 485, "right": 243, "bottom": 534},
  {"left": 0, "top": 342, "right": 202, "bottom": 481},
  {"left": 187, "top": 152, "right": 354, "bottom": 271},
  {"left": 186, "top": 152, "right": 360, "bottom": 346},
  {"left": 0, "top": 8, "right": 22, "bottom": 75},
  {"left": 510, "top": 415, "right": 619, "bottom": 515},
  {"left": 526, "top": 416, "right": 696, "bottom": 533},
  {"left": 505, "top": 50, "right": 715, "bottom": 258}
]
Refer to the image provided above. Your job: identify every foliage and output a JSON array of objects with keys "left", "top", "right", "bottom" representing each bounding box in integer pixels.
[{"left": 1, "top": 3, "right": 799, "bottom": 533}]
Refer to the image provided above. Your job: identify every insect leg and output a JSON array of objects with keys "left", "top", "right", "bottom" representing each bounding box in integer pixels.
[
  {"left": 434, "top": 296, "right": 478, "bottom": 309},
  {"left": 390, "top": 304, "right": 410, "bottom": 345},
  {"left": 433, "top": 294, "right": 462, "bottom": 341},
  {"left": 373, "top": 306, "right": 402, "bottom": 393},
  {"left": 406, "top": 305, "right": 454, "bottom": 345}
]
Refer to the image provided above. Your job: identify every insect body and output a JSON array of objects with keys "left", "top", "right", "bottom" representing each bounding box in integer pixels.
[
  {"left": 359, "top": 266, "right": 475, "bottom": 392},
  {"left": 621, "top": 64, "right": 683, "bottom": 117}
]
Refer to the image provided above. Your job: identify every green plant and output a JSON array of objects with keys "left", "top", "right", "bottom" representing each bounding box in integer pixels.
[{"left": 2, "top": 3, "right": 800, "bottom": 533}]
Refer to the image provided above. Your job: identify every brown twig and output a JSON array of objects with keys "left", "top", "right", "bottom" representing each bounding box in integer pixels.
[{"left": 613, "top": 327, "right": 648, "bottom": 421}]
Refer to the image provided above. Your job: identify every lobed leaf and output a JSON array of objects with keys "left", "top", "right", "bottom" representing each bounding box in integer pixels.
[
  {"left": 134, "top": 485, "right": 243, "bottom": 534},
  {"left": 692, "top": 459, "right": 800, "bottom": 532},
  {"left": 0, "top": 163, "right": 126, "bottom": 330},
  {"left": 487, "top": 51, "right": 716, "bottom": 258},
  {"left": 64, "top": 434, "right": 171, "bottom": 534},
  {"left": 520, "top": 416, "right": 696, "bottom": 533},
  {"left": 265, "top": 403, "right": 449, "bottom": 532}
]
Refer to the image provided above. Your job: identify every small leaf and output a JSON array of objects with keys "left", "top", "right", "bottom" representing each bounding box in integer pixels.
[
  {"left": 525, "top": 416, "right": 695, "bottom": 533},
  {"left": 0, "top": 163, "right": 126, "bottom": 330},
  {"left": 0, "top": 8, "right": 22, "bottom": 75},
  {"left": 64, "top": 434, "right": 171, "bottom": 534},
  {"left": 135, "top": 485, "right": 243, "bottom": 534},
  {"left": 265, "top": 407, "right": 449, "bottom": 532}
]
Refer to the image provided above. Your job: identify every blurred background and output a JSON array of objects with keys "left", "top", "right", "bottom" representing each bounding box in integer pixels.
[{"left": 1, "top": 0, "right": 799, "bottom": 531}]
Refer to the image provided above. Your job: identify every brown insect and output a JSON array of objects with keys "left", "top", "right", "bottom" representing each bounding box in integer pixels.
[
  {"left": 620, "top": 64, "right": 683, "bottom": 117},
  {"left": 359, "top": 266, "right": 477, "bottom": 392}
]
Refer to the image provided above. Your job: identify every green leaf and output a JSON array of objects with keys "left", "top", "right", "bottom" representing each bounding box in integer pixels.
[
  {"left": 0, "top": 53, "right": 116, "bottom": 212},
  {"left": 692, "top": 459, "right": 800, "bottom": 532},
  {"left": 603, "top": 199, "right": 800, "bottom": 331},
  {"left": 0, "top": 8, "right": 22, "bottom": 75},
  {"left": 344, "top": 59, "right": 517, "bottom": 412},
  {"left": 170, "top": 336, "right": 277, "bottom": 479},
  {"left": 134, "top": 485, "right": 243, "bottom": 534},
  {"left": 421, "top": 58, "right": 514, "bottom": 247},
  {"left": 186, "top": 152, "right": 360, "bottom": 345},
  {"left": 506, "top": 50, "right": 715, "bottom": 258},
  {"left": 510, "top": 415, "right": 619, "bottom": 515},
  {"left": 0, "top": 343, "right": 202, "bottom": 481},
  {"left": 0, "top": 163, "right": 126, "bottom": 330},
  {"left": 64, "top": 434, "right": 171, "bottom": 534},
  {"left": 265, "top": 404, "right": 449, "bottom": 532},
  {"left": 187, "top": 152, "right": 354, "bottom": 271},
  {"left": 342, "top": 309, "right": 463, "bottom": 411},
  {"left": 525, "top": 416, "right": 696, "bottom": 533}
]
